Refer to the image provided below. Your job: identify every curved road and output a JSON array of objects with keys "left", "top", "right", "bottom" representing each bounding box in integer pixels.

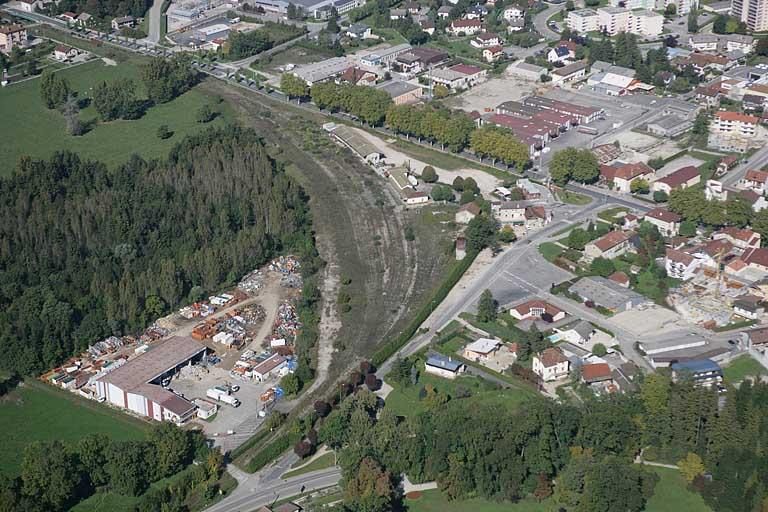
[{"left": 533, "top": 2, "right": 565, "bottom": 41}]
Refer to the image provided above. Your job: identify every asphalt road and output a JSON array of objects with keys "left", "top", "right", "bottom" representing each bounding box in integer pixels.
[
  {"left": 206, "top": 466, "right": 342, "bottom": 512},
  {"left": 533, "top": 2, "right": 565, "bottom": 41},
  {"left": 720, "top": 144, "right": 768, "bottom": 187},
  {"left": 147, "top": 0, "right": 163, "bottom": 43}
]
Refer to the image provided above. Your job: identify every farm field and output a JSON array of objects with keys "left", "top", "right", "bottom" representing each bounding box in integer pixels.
[
  {"left": 0, "top": 56, "right": 234, "bottom": 176},
  {"left": 0, "top": 381, "right": 148, "bottom": 476}
]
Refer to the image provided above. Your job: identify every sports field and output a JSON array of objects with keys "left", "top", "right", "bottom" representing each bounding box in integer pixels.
[
  {"left": 0, "top": 381, "right": 148, "bottom": 476},
  {"left": 0, "top": 55, "right": 233, "bottom": 176}
]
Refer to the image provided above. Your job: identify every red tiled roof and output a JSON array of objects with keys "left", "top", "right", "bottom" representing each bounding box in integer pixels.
[
  {"left": 526, "top": 205, "right": 547, "bottom": 220},
  {"left": 452, "top": 19, "right": 483, "bottom": 28},
  {"left": 476, "top": 31, "right": 499, "bottom": 40},
  {"left": 656, "top": 166, "right": 699, "bottom": 188},
  {"left": 744, "top": 247, "right": 768, "bottom": 268},
  {"left": 485, "top": 44, "right": 503, "bottom": 53},
  {"left": 728, "top": 258, "right": 747, "bottom": 271},
  {"left": 450, "top": 63, "right": 484, "bottom": 75},
  {"left": 745, "top": 169, "right": 768, "bottom": 183},
  {"left": 592, "top": 230, "right": 630, "bottom": 252},
  {"left": 646, "top": 208, "right": 681, "bottom": 223},
  {"left": 613, "top": 162, "right": 653, "bottom": 180},
  {"left": 458, "top": 202, "right": 481, "bottom": 215},
  {"left": 538, "top": 347, "right": 568, "bottom": 367},
  {"left": 716, "top": 111, "right": 759, "bottom": 124},
  {"left": 608, "top": 271, "right": 629, "bottom": 285},
  {"left": 581, "top": 363, "right": 612, "bottom": 382},
  {"left": 695, "top": 238, "right": 732, "bottom": 257},
  {"left": 513, "top": 300, "right": 563, "bottom": 317},
  {"left": 717, "top": 227, "right": 758, "bottom": 242},
  {"left": 666, "top": 248, "right": 694, "bottom": 266},
  {"left": 600, "top": 164, "right": 620, "bottom": 181}
]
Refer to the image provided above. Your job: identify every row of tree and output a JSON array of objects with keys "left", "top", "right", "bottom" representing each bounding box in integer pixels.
[
  {"left": 308, "top": 81, "right": 393, "bottom": 126},
  {"left": 668, "top": 186, "right": 761, "bottom": 232},
  {"left": 0, "top": 126, "right": 315, "bottom": 376},
  {"left": 0, "top": 423, "right": 212, "bottom": 512}
]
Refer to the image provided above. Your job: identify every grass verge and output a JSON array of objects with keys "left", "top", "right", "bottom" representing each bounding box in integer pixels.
[
  {"left": 282, "top": 452, "right": 336, "bottom": 479},
  {"left": 723, "top": 354, "right": 767, "bottom": 384}
]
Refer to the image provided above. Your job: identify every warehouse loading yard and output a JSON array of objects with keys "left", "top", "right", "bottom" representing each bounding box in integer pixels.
[{"left": 41, "top": 257, "right": 305, "bottom": 448}]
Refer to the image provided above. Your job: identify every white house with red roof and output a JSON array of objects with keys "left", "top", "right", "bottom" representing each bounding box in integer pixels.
[
  {"left": 446, "top": 18, "right": 483, "bottom": 35},
  {"left": 533, "top": 347, "right": 570, "bottom": 381},
  {"left": 644, "top": 208, "right": 681, "bottom": 237},
  {"left": 583, "top": 230, "right": 634, "bottom": 262},
  {"left": 482, "top": 45, "right": 504, "bottom": 62},
  {"left": 510, "top": 299, "right": 566, "bottom": 322},
  {"left": 651, "top": 166, "right": 701, "bottom": 195},
  {"left": 600, "top": 162, "right": 655, "bottom": 193},
  {"left": 713, "top": 227, "right": 761, "bottom": 251},
  {"left": 471, "top": 32, "right": 501, "bottom": 48},
  {"left": 738, "top": 169, "right": 768, "bottom": 195}
]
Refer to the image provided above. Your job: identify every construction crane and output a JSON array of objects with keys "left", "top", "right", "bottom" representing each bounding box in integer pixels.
[{"left": 713, "top": 246, "right": 727, "bottom": 299}]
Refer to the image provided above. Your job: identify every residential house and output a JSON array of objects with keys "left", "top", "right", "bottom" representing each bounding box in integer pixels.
[
  {"left": 337, "top": 66, "right": 377, "bottom": 86},
  {"left": 644, "top": 208, "right": 682, "bottom": 237},
  {"left": 516, "top": 178, "right": 541, "bottom": 199},
  {"left": 651, "top": 166, "right": 701, "bottom": 195},
  {"left": 733, "top": 295, "right": 764, "bottom": 320},
  {"left": 608, "top": 271, "right": 630, "bottom": 288},
  {"left": 483, "top": 45, "right": 504, "bottom": 62},
  {"left": 59, "top": 12, "right": 78, "bottom": 23},
  {"left": 18, "top": 0, "right": 39, "bottom": 13},
  {"left": 76, "top": 12, "right": 93, "bottom": 27},
  {"left": 551, "top": 60, "right": 588, "bottom": 84},
  {"left": 510, "top": 300, "right": 566, "bottom": 322},
  {"left": 532, "top": 347, "right": 570, "bottom": 381},
  {"left": 0, "top": 24, "right": 27, "bottom": 54},
  {"left": 705, "top": 179, "right": 729, "bottom": 202},
  {"left": 507, "top": 18, "right": 525, "bottom": 32},
  {"left": 256, "top": 502, "right": 302, "bottom": 512},
  {"left": 600, "top": 162, "right": 655, "bottom": 193},
  {"left": 455, "top": 202, "right": 481, "bottom": 224},
  {"left": 111, "top": 15, "right": 135, "bottom": 30},
  {"left": 53, "top": 44, "right": 79, "bottom": 62},
  {"left": 502, "top": 5, "right": 525, "bottom": 20},
  {"left": 622, "top": 213, "right": 640, "bottom": 230},
  {"left": 670, "top": 359, "right": 723, "bottom": 388},
  {"left": 346, "top": 23, "right": 371, "bottom": 39},
  {"left": 470, "top": 32, "right": 501, "bottom": 48},
  {"left": 713, "top": 227, "right": 761, "bottom": 251},
  {"left": 548, "top": 44, "right": 573, "bottom": 64},
  {"left": 738, "top": 169, "right": 768, "bottom": 195},
  {"left": 390, "top": 8, "right": 407, "bottom": 19},
  {"left": 466, "top": 4, "right": 488, "bottom": 19},
  {"left": 581, "top": 363, "right": 613, "bottom": 386},
  {"left": 437, "top": 5, "right": 452, "bottom": 18},
  {"left": 695, "top": 82, "right": 723, "bottom": 108},
  {"left": 689, "top": 34, "right": 719, "bottom": 52},
  {"left": 743, "top": 247, "right": 768, "bottom": 273},
  {"left": 446, "top": 19, "right": 483, "bottom": 35},
  {"left": 462, "top": 338, "right": 502, "bottom": 361},
  {"left": 583, "top": 230, "right": 634, "bottom": 262},
  {"left": 686, "top": 53, "right": 730, "bottom": 74},
  {"left": 559, "top": 320, "right": 595, "bottom": 345},
  {"left": 419, "top": 19, "right": 436, "bottom": 35},
  {"left": 665, "top": 248, "right": 701, "bottom": 281},
  {"left": 424, "top": 354, "right": 465, "bottom": 379}
]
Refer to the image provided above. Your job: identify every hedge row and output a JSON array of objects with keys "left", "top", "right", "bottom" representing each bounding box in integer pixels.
[
  {"left": 245, "top": 433, "right": 294, "bottom": 473},
  {"left": 229, "top": 427, "right": 271, "bottom": 462},
  {"left": 372, "top": 250, "right": 478, "bottom": 367}
]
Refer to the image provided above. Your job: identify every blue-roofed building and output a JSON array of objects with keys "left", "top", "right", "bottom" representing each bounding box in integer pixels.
[
  {"left": 671, "top": 359, "right": 723, "bottom": 388},
  {"left": 425, "top": 354, "right": 465, "bottom": 379}
]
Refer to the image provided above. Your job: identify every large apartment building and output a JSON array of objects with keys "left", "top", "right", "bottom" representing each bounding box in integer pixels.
[
  {"left": 567, "top": 7, "right": 663, "bottom": 36},
  {"left": 732, "top": 0, "right": 768, "bottom": 32},
  {"left": 0, "top": 24, "right": 27, "bottom": 54}
]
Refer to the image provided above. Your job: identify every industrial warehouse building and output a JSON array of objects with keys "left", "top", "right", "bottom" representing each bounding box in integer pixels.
[{"left": 94, "top": 336, "right": 207, "bottom": 424}]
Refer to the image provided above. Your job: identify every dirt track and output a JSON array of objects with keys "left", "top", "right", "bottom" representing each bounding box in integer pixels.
[{"left": 203, "top": 80, "right": 455, "bottom": 383}]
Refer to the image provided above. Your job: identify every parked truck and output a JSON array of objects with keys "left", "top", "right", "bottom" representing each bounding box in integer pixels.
[{"left": 207, "top": 388, "right": 241, "bottom": 407}]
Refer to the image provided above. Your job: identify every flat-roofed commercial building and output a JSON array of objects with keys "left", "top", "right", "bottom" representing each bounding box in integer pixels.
[{"left": 94, "top": 336, "right": 206, "bottom": 424}]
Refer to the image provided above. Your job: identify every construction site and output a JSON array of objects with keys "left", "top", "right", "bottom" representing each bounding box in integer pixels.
[{"left": 669, "top": 267, "right": 750, "bottom": 328}]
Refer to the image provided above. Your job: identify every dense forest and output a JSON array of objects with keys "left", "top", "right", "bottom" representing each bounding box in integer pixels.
[
  {"left": 318, "top": 365, "right": 768, "bottom": 512},
  {"left": 0, "top": 423, "right": 220, "bottom": 511},
  {"left": 0, "top": 126, "right": 317, "bottom": 375}
]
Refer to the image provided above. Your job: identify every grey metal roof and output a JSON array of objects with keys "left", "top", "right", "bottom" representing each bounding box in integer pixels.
[{"left": 569, "top": 276, "right": 649, "bottom": 311}]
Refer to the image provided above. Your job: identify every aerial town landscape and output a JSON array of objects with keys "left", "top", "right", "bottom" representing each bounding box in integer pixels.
[{"left": 5, "top": 0, "right": 768, "bottom": 508}]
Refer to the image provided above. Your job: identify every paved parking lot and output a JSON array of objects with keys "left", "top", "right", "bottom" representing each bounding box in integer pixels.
[{"left": 170, "top": 364, "right": 280, "bottom": 436}]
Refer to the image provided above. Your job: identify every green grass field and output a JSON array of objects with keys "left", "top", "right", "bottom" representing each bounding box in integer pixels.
[
  {"left": 723, "top": 354, "right": 767, "bottom": 383},
  {"left": 539, "top": 242, "right": 564, "bottom": 262},
  {"left": 403, "top": 466, "right": 710, "bottom": 512},
  {"left": 0, "top": 381, "right": 148, "bottom": 476},
  {"left": 559, "top": 190, "right": 593, "bottom": 205},
  {"left": 282, "top": 452, "right": 336, "bottom": 479},
  {"left": 644, "top": 467, "right": 712, "bottom": 512},
  {"left": 0, "top": 57, "right": 234, "bottom": 176}
]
